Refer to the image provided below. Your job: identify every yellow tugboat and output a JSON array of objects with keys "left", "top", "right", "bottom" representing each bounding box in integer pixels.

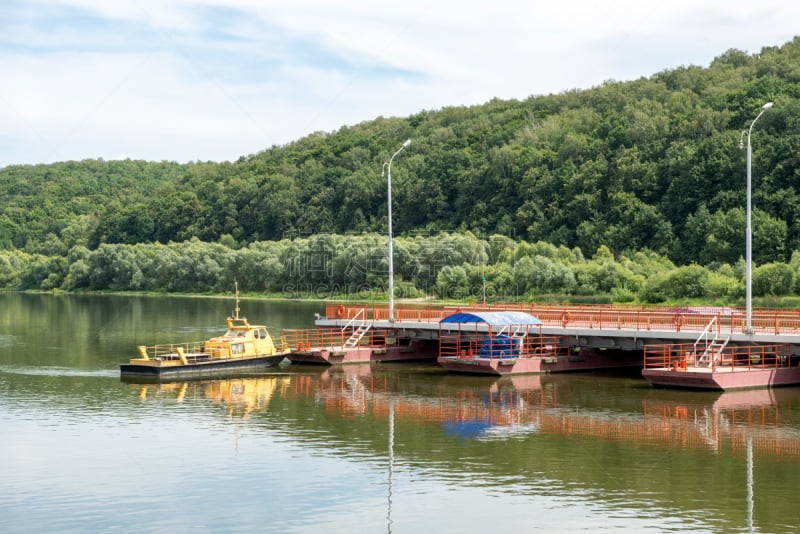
[{"left": 120, "top": 286, "right": 289, "bottom": 378}]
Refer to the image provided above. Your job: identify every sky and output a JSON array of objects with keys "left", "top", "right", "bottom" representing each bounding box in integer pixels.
[{"left": 1, "top": 1, "right": 798, "bottom": 168}]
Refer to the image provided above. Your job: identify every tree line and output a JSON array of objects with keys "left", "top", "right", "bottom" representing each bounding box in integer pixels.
[{"left": 2, "top": 233, "right": 799, "bottom": 303}]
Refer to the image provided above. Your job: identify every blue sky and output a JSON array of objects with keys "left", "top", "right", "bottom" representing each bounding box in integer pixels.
[{"left": 1, "top": 0, "right": 798, "bottom": 167}]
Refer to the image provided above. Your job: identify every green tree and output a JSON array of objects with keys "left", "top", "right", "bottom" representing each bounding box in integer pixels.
[{"left": 752, "top": 262, "right": 794, "bottom": 296}]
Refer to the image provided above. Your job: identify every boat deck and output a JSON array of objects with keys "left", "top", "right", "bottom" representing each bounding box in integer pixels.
[
  {"left": 317, "top": 302, "right": 800, "bottom": 353},
  {"left": 642, "top": 343, "right": 799, "bottom": 390}
]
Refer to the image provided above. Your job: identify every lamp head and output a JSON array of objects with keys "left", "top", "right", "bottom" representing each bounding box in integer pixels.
[
  {"left": 762, "top": 102, "right": 774, "bottom": 110},
  {"left": 402, "top": 139, "right": 411, "bottom": 147}
]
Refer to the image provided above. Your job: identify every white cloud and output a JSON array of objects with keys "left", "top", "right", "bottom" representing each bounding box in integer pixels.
[{"left": 1, "top": 0, "right": 799, "bottom": 166}]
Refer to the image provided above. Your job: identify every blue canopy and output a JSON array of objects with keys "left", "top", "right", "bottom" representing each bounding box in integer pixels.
[
  {"left": 440, "top": 311, "right": 542, "bottom": 326},
  {"left": 670, "top": 306, "right": 741, "bottom": 315}
]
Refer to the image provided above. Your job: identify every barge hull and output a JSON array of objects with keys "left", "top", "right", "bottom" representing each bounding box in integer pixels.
[
  {"left": 120, "top": 354, "right": 286, "bottom": 378},
  {"left": 438, "top": 348, "right": 640, "bottom": 376},
  {"left": 287, "top": 347, "right": 372, "bottom": 365},
  {"left": 642, "top": 367, "right": 800, "bottom": 390},
  {"left": 287, "top": 340, "right": 438, "bottom": 365}
]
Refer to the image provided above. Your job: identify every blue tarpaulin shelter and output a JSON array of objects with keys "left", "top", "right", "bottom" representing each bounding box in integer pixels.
[
  {"left": 438, "top": 310, "right": 543, "bottom": 360},
  {"left": 439, "top": 311, "right": 542, "bottom": 326}
]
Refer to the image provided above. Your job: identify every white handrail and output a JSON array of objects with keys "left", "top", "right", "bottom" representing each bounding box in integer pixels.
[
  {"left": 342, "top": 307, "right": 366, "bottom": 332},
  {"left": 694, "top": 315, "right": 718, "bottom": 353}
]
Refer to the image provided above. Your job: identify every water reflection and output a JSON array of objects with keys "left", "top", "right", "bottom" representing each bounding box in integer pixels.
[
  {"left": 641, "top": 388, "right": 800, "bottom": 459},
  {"left": 126, "top": 365, "right": 800, "bottom": 459},
  {"left": 122, "top": 365, "right": 800, "bottom": 532},
  {"left": 4, "top": 293, "right": 800, "bottom": 532},
  {"left": 128, "top": 374, "right": 290, "bottom": 417}
]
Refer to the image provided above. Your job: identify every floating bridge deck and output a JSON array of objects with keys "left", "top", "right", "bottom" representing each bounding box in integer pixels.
[{"left": 315, "top": 302, "right": 800, "bottom": 354}]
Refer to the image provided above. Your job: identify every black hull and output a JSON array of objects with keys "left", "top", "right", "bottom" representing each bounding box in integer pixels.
[{"left": 120, "top": 354, "right": 287, "bottom": 378}]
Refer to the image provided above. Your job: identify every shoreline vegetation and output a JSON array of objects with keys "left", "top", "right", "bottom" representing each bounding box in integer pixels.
[
  {"left": 11, "top": 287, "right": 800, "bottom": 311},
  {"left": 4, "top": 232, "right": 800, "bottom": 308}
]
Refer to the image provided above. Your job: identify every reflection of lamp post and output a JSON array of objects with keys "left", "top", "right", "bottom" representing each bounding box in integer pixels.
[
  {"left": 382, "top": 140, "right": 411, "bottom": 323},
  {"left": 739, "top": 102, "right": 773, "bottom": 334},
  {"left": 746, "top": 432, "right": 754, "bottom": 534},
  {"left": 387, "top": 397, "right": 394, "bottom": 534}
]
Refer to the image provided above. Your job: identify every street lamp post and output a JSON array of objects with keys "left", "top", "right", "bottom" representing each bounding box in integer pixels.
[
  {"left": 740, "top": 102, "right": 773, "bottom": 335},
  {"left": 382, "top": 139, "right": 411, "bottom": 323}
]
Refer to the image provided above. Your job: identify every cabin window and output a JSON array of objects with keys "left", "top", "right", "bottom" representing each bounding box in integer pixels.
[
  {"left": 231, "top": 343, "right": 245, "bottom": 354},
  {"left": 225, "top": 330, "right": 247, "bottom": 338},
  {"left": 257, "top": 329, "right": 268, "bottom": 339}
]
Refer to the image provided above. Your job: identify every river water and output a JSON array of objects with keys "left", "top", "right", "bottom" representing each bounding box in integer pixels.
[{"left": 1, "top": 293, "right": 799, "bottom": 533}]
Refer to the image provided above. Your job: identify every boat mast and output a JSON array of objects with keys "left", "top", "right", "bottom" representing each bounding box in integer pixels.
[{"left": 234, "top": 281, "right": 241, "bottom": 320}]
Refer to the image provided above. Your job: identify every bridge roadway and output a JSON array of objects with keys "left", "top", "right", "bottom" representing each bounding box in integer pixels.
[{"left": 315, "top": 302, "right": 800, "bottom": 353}]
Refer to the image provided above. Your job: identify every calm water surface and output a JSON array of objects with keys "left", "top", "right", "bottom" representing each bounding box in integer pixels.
[{"left": 1, "top": 293, "right": 800, "bottom": 533}]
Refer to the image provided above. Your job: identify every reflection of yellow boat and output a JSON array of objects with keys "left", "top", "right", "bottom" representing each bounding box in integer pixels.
[
  {"left": 131, "top": 377, "right": 286, "bottom": 417},
  {"left": 120, "top": 287, "right": 290, "bottom": 378}
]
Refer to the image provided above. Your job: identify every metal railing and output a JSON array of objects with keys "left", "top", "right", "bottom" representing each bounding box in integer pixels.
[
  {"left": 643, "top": 343, "right": 791, "bottom": 371},
  {"left": 137, "top": 338, "right": 283, "bottom": 362},
  {"left": 281, "top": 328, "right": 396, "bottom": 351},
  {"left": 438, "top": 322, "right": 569, "bottom": 360},
  {"left": 323, "top": 302, "right": 800, "bottom": 336}
]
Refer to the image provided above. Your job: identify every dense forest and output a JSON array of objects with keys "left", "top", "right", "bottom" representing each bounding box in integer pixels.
[
  {"left": 1, "top": 38, "right": 800, "bottom": 301},
  {"left": 2, "top": 233, "right": 796, "bottom": 303}
]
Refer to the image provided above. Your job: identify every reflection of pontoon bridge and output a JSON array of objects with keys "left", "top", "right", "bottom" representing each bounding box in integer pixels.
[
  {"left": 282, "top": 366, "right": 800, "bottom": 457},
  {"left": 125, "top": 364, "right": 800, "bottom": 458},
  {"left": 284, "top": 363, "right": 551, "bottom": 431},
  {"left": 640, "top": 388, "right": 800, "bottom": 457}
]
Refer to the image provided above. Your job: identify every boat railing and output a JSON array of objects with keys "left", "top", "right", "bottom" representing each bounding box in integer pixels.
[
  {"left": 644, "top": 343, "right": 792, "bottom": 371},
  {"left": 138, "top": 342, "right": 209, "bottom": 361},
  {"left": 139, "top": 336, "right": 288, "bottom": 362}
]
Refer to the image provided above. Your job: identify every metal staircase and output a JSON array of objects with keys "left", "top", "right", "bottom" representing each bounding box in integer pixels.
[
  {"left": 697, "top": 335, "right": 730, "bottom": 366},
  {"left": 496, "top": 325, "right": 528, "bottom": 356},
  {"left": 343, "top": 323, "right": 371, "bottom": 348},
  {"left": 694, "top": 316, "right": 730, "bottom": 366},
  {"left": 341, "top": 307, "right": 371, "bottom": 349},
  {"left": 510, "top": 326, "right": 528, "bottom": 344}
]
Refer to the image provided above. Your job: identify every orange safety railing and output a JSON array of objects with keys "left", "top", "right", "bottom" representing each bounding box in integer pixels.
[
  {"left": 438, "top": 323, "right": 569, "bottom": 360},
  {"left": 327, "top": 303, "right": 371, "bottom": 320},
  {"left": 644, "top": 343, "right": 792, "bottom": 371},
  {"left": 281, "top": 328, "right": 397, "bottom": 351},
  {"left": 323, "top": 301, "right": 800, "bottom": 336}
]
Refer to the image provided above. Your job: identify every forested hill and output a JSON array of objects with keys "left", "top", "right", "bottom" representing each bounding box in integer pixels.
[{"left": 2, "top": 38, "right": 800, "bottom": 268}]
